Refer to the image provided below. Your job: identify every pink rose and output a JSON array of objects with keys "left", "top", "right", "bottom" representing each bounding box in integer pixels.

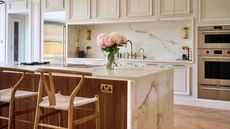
[
  {"left": 109, "top": 32, "right": 127, "bottom": 45},
  {"left": 120, "top": 35, "right": 128, "bottom": 45},
  {"left": 104, "top": 36, "right": 114, "bottom": 47},
  {"left": 97, "top": 33, "right": 106, "bottom": 46}
]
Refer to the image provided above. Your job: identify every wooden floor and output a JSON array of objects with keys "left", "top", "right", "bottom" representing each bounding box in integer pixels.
[{"left": 174, "top": 105, "right": 230, "bottom": 129}]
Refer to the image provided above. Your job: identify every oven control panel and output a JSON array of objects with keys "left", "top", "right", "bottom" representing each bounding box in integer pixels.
[{"left": 198, "top": 49, "right": 230, "bottom": 56}]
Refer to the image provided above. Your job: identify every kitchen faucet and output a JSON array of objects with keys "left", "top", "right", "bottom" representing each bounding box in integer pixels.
[
  {"left": 139, "top": 48, "right": 147, "bottom": 60},
  {"left": 125, "top": 40, "right": 136, "bottom": 59}
]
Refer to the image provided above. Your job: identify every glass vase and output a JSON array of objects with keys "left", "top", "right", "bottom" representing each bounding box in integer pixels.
[{"left": 106, "top": 52, "right": 117, "bottom": 70}]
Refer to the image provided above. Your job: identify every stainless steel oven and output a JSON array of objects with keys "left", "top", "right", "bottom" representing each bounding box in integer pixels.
[
  {"left": 198, "top": 49, "right": 230, "bottom": 101},
  {"left": 198, "top": 26, "right": 230, "bottom": 49},
  {"left": 198, "top": 49, "right": 230, "bottom": 86},
  {"left": 198, "top": 26, "right": 230, "bottom": 101}
]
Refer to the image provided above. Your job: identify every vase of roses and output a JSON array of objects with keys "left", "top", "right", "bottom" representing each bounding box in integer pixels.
[{"left": 97, "top": 32, "right": 128, "bottom": 70}]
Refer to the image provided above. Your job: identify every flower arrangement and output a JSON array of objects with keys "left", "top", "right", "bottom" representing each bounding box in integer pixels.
[{"left": 97, "top": 32, "right": 128, "bottom": 70}]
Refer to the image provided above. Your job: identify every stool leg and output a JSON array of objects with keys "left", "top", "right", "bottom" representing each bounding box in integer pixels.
[
  {"left": 33, "top": 106, "right": 41, "bottom": 129},
  {"left": 67, "top": 107, "right": 74, "bottom": 129},
  {"left": 95, "top": 96, "right": 100, "bottom": 129},
  {"left": 8, "top": 100, "right": 15, "bottom": 129},
  {"left": 34, "top": 76, "right": 43, "bottom": 129},
  {"left": 58, "top": 111, "right": 63, "bottom": 127}
]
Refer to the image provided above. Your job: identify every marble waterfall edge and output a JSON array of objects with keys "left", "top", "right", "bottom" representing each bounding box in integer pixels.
[{"left": 131, "top": 69, "right": 173, "bottom": 129}]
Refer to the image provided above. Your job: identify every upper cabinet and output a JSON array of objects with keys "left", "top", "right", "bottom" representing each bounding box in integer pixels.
[
  {"left": 44, "top": 0, "right": 65, "bottom": 12},
  {"left": 198, "top": 0, "right": 230, "bottom": 24},
  {"left": 96, "top": 0, "right": 120, "bottom": 19},
  {"left": 159, "top": 0, "right": 191, "bottom": 17},
  {"left": 67, "top": 0, "right": 194, "bottom": 23},
  {"left": 125, "top": 0, "right": 154, "bottom": 17},
  {"left": 7, "top": 0, "right": 30, "bottom": 13},
  {"left": 69, "top": 0, "right": 91, "bottom": 20}
]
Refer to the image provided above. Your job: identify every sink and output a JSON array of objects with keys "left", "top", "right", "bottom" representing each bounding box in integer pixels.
[{"left": 66, "top": 64, "right": 104, "bottom": 68}]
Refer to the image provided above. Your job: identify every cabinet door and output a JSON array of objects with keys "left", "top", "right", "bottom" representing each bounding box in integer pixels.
[
  {"left": 7, "top": 0, "right": 29, "bottom": 13},
  {"left": 159, "top": 0, "right": 174, "bottom": 16},
  {"left": 159, "top": 0, "right": 190, "bottom": 16},
  {"left": 175, "top": 0, "right": 190, "bottom": 15},
  {"left": 69, "top": 0, "right": 91, "bottom": 20},
  {"left": 173, "top": 66, "right": 191, "bottom": 95},
  {"left": 44, "top": 0, "right": 65, "bottom": 11},
  {"left": 126, "top": 0, "right": 153, "bottom": 17},
  {"left": 96, "top": 0, "right": 119, "bottom": 19},
  {"left": 199, "top": 0, "right": 230, "bottom": 24}
]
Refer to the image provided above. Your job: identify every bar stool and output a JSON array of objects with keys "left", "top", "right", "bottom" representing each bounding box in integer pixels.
[
  {"left": 34, "top": 68, "right": 100, "bottom": 129},
  {"left": 0, "top": 67, "right": 38, "bottom": 129}
]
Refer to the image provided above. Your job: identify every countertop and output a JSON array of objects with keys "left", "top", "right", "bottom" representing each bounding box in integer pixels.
[
  {"left": 67, "top": 58, "right": 193, "bottom": 65},
  {"left": 0, "top": 62, "right": 171, "bottom": 80}
]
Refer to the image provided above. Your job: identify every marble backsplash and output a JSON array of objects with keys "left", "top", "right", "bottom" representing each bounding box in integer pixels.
[{"left": 67, "top": 20, "right": 193, "bottom": 61}]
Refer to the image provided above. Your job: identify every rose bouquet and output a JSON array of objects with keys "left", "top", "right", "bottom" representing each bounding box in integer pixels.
[{"left": 97, "top": 32, "right": 128, "bottom": 70}]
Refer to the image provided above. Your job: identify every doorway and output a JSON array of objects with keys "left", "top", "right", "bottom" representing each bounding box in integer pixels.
[{"left": 8, "top": 14, "right": 26, "bottom": 62}]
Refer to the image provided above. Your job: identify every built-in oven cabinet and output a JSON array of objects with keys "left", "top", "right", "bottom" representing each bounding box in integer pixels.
[
  {"left": 173, "top": 65, "right": 191, "bottom": 96},
  {"left": 198, "top": 0, "right": 230, "bottom": 25}
]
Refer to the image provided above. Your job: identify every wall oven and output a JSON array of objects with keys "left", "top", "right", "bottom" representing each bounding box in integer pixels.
[
  {"left": 198, "top": 26, "right": 230, "bottom": 101},
  {"left": 198, "top": 26, "right": 230, "bottom": 49}
]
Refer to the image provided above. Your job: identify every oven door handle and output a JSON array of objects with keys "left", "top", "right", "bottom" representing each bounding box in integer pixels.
[
  {"left": 201, "top": 57, "right": 230, "bottom": 61},
  {"left": 201, "top": 30, "right": 230, "bottom": 34},
  {"left": 200, "top": 85, "right": 230, "bottom": 92}
]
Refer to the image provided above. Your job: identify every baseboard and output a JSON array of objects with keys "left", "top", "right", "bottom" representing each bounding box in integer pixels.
[{"left": 174, "top": 96, "right": 230, "bottom": 110}]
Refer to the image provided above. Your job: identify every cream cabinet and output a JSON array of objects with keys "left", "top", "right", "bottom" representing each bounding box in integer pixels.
[
  {"left": 173, "top": 66, "right": 191, "bottom": 95},
  {"left": 69, "top": 0, "right": 91, "bottom": 20},
  {"left": 198, "top": 0, "right": 230, "bottom": 24},
  {"left": 44, "top": 0, "right": 65, "bottom": 12},
  {"left": 125, "top": 0, "right": 154, "bottom": 17},
  {"left": 7, "top": 0, "right": 30, "bottom": 13},
  {"left": 159, "top": 0, "right": 191, "bottom": 17},
  {"left": 96, "top": 0, "right": 119, "bottom": 19}
]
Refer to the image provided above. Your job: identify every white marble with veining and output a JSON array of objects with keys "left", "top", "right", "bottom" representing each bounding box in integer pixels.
[{"left": 68, "top": 20, "right": 193, "bottom": 61}]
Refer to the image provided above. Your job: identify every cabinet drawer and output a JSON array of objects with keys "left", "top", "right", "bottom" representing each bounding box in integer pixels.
[{"left": 7, "top": 0, "right": 29, "bottom": 13}]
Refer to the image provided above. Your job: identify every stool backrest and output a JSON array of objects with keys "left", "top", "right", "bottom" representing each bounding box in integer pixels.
[
  {"left": 0, "top": 67, "right": 34, "bottom": 96},
  {"left": 36, "top": 68, "right": 92, "bottom": 106}
]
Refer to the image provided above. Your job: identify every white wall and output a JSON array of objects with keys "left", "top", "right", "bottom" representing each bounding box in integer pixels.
[{"left": 0, "top": 4, "right": 6, "bottom": 62}]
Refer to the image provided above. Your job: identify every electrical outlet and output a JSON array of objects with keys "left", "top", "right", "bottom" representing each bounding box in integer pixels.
[
  {"left": 100, "top": 84, "right": 113, "bottom": 94},
  {"left": 86, "top": 46, "right": 92, "bottom": 50}
]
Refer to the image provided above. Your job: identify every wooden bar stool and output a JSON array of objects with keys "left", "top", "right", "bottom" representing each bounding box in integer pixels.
[
  {"left": 34, "top": 68, "right": 100, "bottom": 129},
  {"left": 0, "top": 67, "right": 38, "bottom": 129}
]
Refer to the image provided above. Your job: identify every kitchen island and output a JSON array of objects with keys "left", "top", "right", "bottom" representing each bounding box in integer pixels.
[{"left": 0, "top": 63, "right": 173, "bottom": 129}]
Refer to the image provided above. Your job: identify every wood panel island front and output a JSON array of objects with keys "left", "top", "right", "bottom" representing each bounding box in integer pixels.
[{"left": 0, "top": 64, "right": 173, "bottom": 129}]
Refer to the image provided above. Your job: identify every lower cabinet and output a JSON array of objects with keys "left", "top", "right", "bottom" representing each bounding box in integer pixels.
[
  {"left": 173, "top": 65, "right": 191, "bottom": 95},
  {"left": 0, "top": 72, "right": 128, "bottom": 129}
]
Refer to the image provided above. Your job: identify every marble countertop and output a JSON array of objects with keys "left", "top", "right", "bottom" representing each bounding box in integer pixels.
[
  {"left": 67, "top": 58, "right": 193, "bottom": 65},
  {"left": 0, "top": 62, "right": 171, "bottom": 80}
]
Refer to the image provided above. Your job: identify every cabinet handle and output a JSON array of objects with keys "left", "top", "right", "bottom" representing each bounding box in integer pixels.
[{"left": 200, "top": 85, "right": 230, "bottom": 92}]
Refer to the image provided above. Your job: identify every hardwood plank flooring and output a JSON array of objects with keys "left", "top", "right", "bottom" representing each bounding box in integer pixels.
[{"left": 174, "top": 105, "right": 230, "bottom": 129}]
